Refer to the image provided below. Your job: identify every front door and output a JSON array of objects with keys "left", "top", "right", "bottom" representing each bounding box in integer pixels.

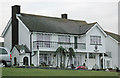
[{"left": 23, "top": 57, "right": 28, "bottom": 66}]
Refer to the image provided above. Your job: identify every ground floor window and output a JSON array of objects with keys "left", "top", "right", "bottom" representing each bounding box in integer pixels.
[
  {"left": 107, "top": 60, "right": 110, "bottom": 68},
  {"left": 39, "top": 54, "right": 51, "bottom": 65}
]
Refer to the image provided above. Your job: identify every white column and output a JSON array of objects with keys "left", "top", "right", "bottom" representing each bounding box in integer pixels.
[
  {"left": 103, "top": 53, "right": 105, "bottom": 69},
  {"left": 87, "top": 52, "right": 89, "bottom": 69},
  {"left": 37, "top": 50, "right": 39, "bottom": 66},
  {"left": 51, "top": 53, "right": 53, "bottom": 65},
  {"left": 82, "top": 53, "right": 85, "bottom": 65},
  {"left": 65, "top": 55, "right": 67, "bottom": 68},
  {"left": 79, "top": 54, "right": 82, "bottom": 65},
  {"left": 95, "top": 54, "right": 100, "bottom": 69}
]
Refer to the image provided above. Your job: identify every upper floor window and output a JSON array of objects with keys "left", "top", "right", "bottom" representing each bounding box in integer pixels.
[
  {"left": 90, "top": 36, "right": 101, "bottom": 45},
  {"left": 58, "top": 35, "right": 70, "bottom": 43},
  {"left": 37, "top": 34, "right": 51, "bottom": 41}
]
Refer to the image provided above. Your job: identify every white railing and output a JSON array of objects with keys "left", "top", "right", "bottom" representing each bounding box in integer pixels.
[{"left": 33, "top": 41, "right": 86, "bottom": 50}]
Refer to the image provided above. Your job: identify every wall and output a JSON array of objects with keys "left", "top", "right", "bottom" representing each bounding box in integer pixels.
[
  {"left": 19, "top": 20, "right": 31, "bottom": 50},
  {"left": 86, "top": 24, "right": 106, "bottom": 53},
  {"left": 106, "top": 36, "right": 118, "bottom": 69},
  {"left": 11, "top": 47, "right": 19, "bottom": 65},
  {"left": 119, "top": 43, "right": 120, "bottom": 68},
  {"left": 19, "top": 53, "right": 30, "bottom": 66},
  {"left": 4, "top": 24, "right": 12, "bottom": 51}
]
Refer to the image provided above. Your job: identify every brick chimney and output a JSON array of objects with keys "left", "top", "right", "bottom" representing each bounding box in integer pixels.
[
  {"left": 61, "top": 14, "right": 67, "bottom": 19},
  {"left": 12, "top": 5, "right": 20, "bottom": 48}
]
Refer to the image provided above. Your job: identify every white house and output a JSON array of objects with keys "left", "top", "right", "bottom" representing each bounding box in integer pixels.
[{"left": 1, "top": 5, "right": 120, "bottom": 69}]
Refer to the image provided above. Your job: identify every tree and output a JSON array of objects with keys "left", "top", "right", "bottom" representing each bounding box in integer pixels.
[
  {"left": 67, "top": 47, "right": 76, "bottom": 68},
  {"left": 55, "top": 46, "right": 67, "bottom": 68}
]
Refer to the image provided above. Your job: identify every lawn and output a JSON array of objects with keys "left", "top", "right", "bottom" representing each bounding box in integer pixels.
[{"left": 1, "top": 67, "right": 118, "bottom": 76}]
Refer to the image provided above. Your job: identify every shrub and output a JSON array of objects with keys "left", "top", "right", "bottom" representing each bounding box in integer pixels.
[
  {"left": 30, "top": 64, "right": 34, "bottom": 66},
  {"left": 107, "top": 68, "right": 113, "bottom": 70}
]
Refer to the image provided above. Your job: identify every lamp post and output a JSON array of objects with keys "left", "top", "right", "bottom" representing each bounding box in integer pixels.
[{"left": 37, "top": 44, "right": 40, "bottom": 67}]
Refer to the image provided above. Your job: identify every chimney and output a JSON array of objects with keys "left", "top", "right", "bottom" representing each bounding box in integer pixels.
[
  {"left": 61, "top": 14, "right": 67, "bottom": 19},
  {"left": 12, "top": 5, "right": 20, "bottom": 48}
]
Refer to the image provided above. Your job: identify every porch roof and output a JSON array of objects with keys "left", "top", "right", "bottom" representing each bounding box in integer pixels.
[{"left": 15, "top": 45, "right": 31, "bottom": 53}]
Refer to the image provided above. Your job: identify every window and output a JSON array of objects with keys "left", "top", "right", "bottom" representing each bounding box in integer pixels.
[
  {"left": 0, "top": 48, "right": 8, "bottom": 54},
  {"left": 58, "top": 35, "right": 70, "bottom": 43},
  {"left": 85, "top": 53, "right": 95, "bottom": 58},
  {"left": 106, "top": 52, "right": 111, "bottom": 57},
  {"left": 37, "top": 34, "right": 51, "bottom": 41},
  {"left": 90, "top": 36, "right": 101, "bottom": 45},
  {"left": 37, "top": 34, "right": 51, "bottom": 48},
  {"left": 107, "top": 60, "right": 110, "bottom": 68}
]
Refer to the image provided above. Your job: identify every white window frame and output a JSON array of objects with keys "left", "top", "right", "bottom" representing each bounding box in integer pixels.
[{"left": 90, "top": 35, "right": 101, "bottom": 45}]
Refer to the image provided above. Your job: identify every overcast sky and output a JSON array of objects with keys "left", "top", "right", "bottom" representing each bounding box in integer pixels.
[{"left": 0, "top": 0, "right": 119, "bottom": 42}]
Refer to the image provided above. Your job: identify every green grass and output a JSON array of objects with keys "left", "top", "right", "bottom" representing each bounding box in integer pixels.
[{"left": 2, "top": 67, "right": 118, "bottom": 76}]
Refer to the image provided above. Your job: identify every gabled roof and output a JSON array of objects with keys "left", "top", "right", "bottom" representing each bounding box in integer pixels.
[
  {"left": 17, "top": 13, "right": 96, "bottom": 35},
  {"left": 105, "top": 31, "right": 120, "bottom": 42},
  {"left": 14, "top": 45, "right": 31, "bottom": 53},
  {"left": 1, "top": 18, "right": 12, "bottom": 37}
]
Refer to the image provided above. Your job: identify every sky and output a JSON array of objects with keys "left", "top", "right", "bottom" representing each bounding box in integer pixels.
[{"left": 0, "top": 0, "right": 119, "bottom": 42}]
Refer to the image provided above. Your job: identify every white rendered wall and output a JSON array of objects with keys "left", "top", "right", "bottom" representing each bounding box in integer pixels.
[
  {"left": 19, "top": 21, "right": 31, "bottom": 50},
  {"left": 86, "top": 25, "right": 106, "bottom": 53},
  {"left": 106, "top": 36, "right": 118, "bottom": 69},
  {"left": 4, "top": 25, "right": 12, "bottom": 51},
  {"left": 11, "top": 47, "right": 20, "bottom": 65}
]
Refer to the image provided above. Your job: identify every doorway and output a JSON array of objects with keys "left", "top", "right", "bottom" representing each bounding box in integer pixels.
[{"left": 23, "top": 57, "right": 28, "bottom": 66}]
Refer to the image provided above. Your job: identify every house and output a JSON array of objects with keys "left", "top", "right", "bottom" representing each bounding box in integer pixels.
[{"left": 1, "top": 5, "right": 120, "bottom": 69}]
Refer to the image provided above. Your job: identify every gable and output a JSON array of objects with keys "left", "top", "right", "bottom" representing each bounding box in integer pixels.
[
  {"left": 86, "top": 23, "right": 107, "bottom": 37},
  {"left": 1, "top": 18, "right": 12, "bottom": 37},
  {"left": 15, "top": 45, "right": 30, "bottom": 53},
  {"left": 11, "top": 46, "right": 19, "bottom": 54}
]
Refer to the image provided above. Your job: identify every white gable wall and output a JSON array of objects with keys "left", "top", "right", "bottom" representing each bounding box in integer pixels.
[
  {"left": 4, "top": 24, "right": 12, "bottom": 51},
  {"left": 86, "top": 25, "right": 106, "bottom": 53},
  {"left": 106, "top": 36, "right": 118, "bottom": 69},
  {"left": 11, "top": 47, "right": 20, "bottom": 65},
  {"left": 19, "top": 20, "right": 31, "bottom": 50}
]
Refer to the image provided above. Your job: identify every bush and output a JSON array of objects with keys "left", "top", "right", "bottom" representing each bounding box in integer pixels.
[
  {"left": 30, "top": 64, "right": 34, "bottom": 66},
  {"left": 107, "top": 68, "right": 113, "bottom": 70}
]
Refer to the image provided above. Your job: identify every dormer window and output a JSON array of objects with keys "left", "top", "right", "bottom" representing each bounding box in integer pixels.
[{"left": 90, "top": 36, "right": 101, "bottom": 45}]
